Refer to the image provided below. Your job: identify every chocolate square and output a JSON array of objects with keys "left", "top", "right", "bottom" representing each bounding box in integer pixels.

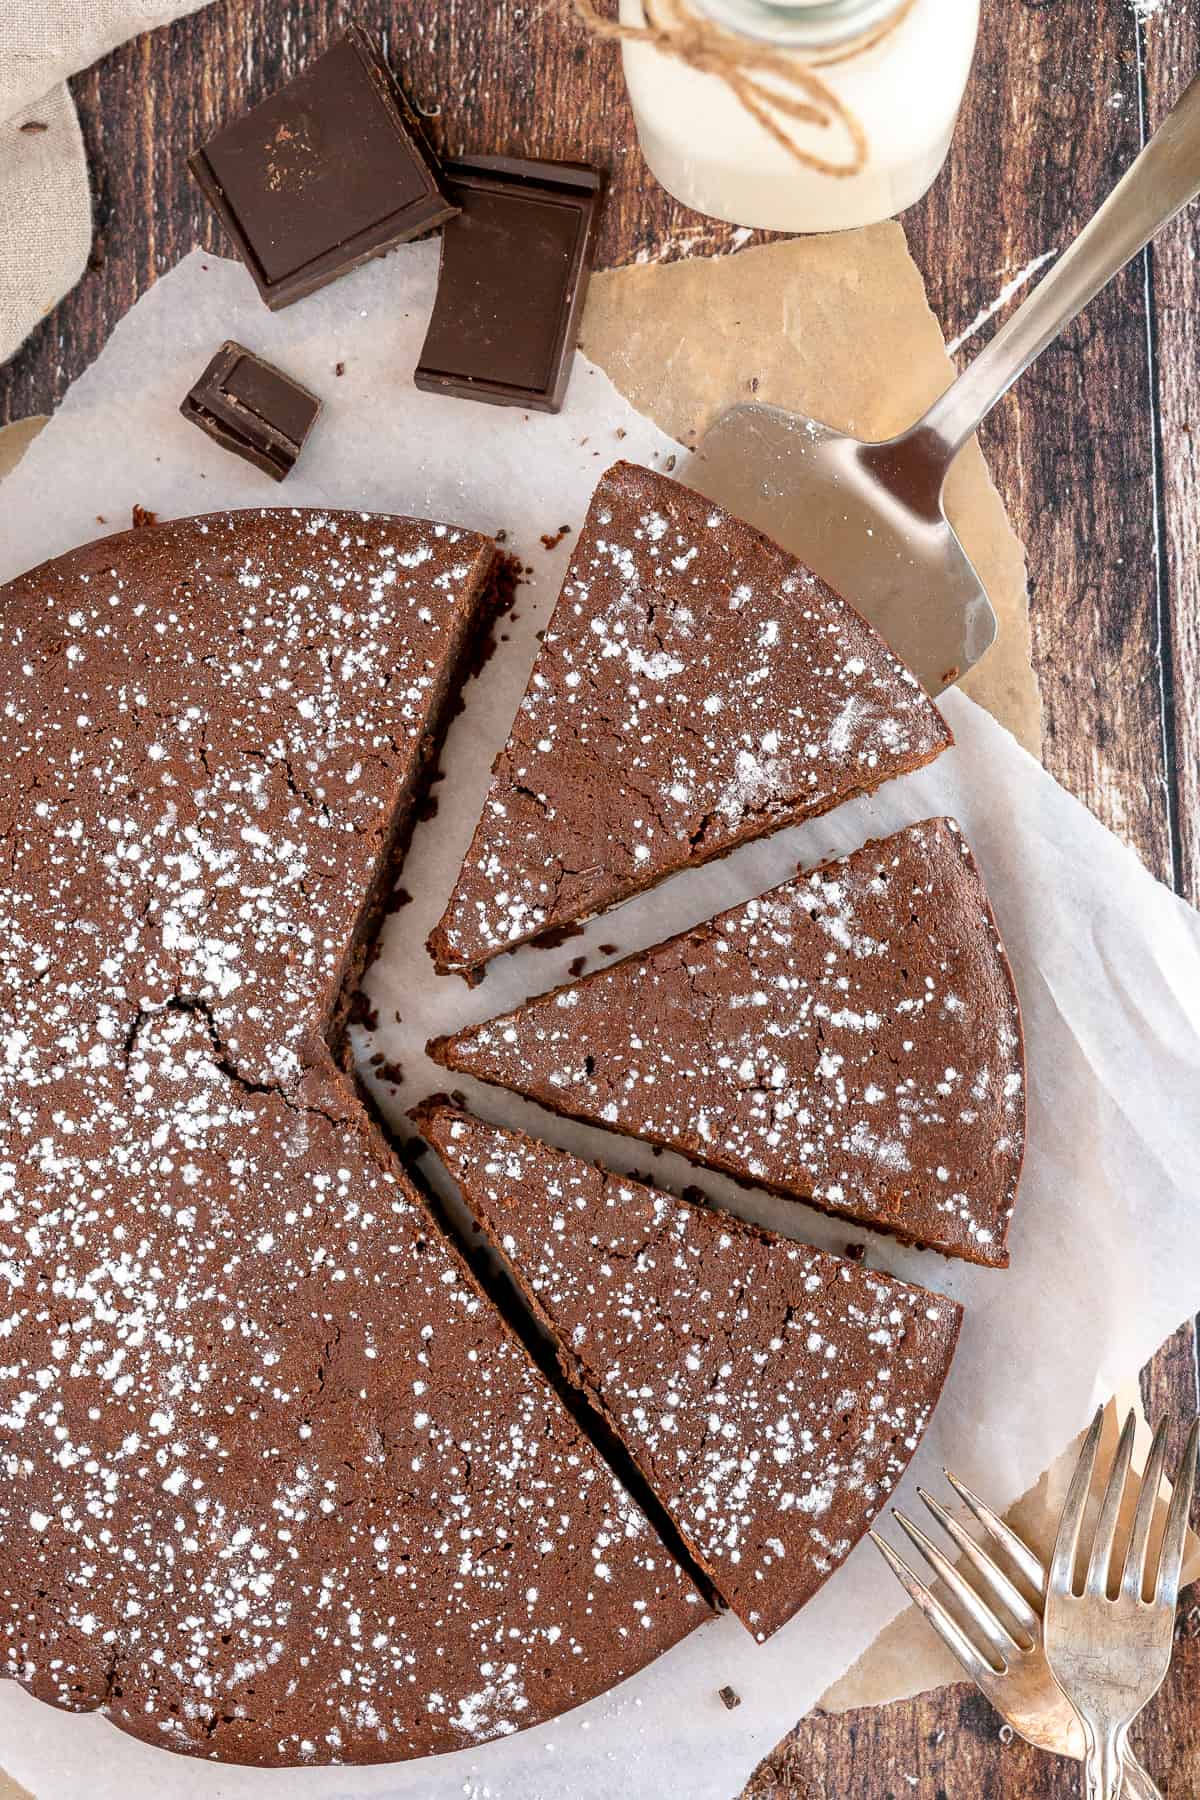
[
  {"left": 189, "top": 28, "right": 457, "bottom": 310},
  {"left": 415, "top": 155, "right": 605, "bottom": 413},
  {"left": 180, "top": 342, "right": 321, "bottom": 480}
]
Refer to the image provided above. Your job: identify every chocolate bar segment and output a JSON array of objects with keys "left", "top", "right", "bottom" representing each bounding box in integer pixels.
[
  {"left": 415, "top": 155, "right": 605, "bottom": 413},
  {"left": 180, "top": 341, "right": 321, "bottom": 480},
  {"left": 189, "top": 28, "right": 457, "bottom": 310}
]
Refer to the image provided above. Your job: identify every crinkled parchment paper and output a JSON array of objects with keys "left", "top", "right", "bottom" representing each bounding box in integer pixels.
[{"left": 0, "top": 248, "right": 1197, "bottom": 1800}]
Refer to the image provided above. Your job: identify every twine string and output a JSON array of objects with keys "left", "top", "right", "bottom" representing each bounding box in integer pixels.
[{"left": 573, "top": 0, "right": 919, "bottom": 179}]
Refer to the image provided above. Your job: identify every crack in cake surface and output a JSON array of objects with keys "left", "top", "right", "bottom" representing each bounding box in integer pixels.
[{"left": 0, "top": 508, "right": 701, "bottom": 1767}]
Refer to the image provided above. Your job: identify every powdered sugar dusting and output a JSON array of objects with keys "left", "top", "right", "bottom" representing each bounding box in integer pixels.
[
  {"left": 430, "top": 462, "right": 951, "bottom": 974},
  {"left": 422, "top": 1107, "right": 961, "bottom": 1642},
  {"left": 438, "top": 818, "right": 1025, "bottom": 1266},
  {"left": 0, "top": 510, "right": 699, "bottom": 1765}
]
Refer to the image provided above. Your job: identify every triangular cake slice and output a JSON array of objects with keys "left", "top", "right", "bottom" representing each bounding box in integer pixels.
[
  {"left": 416, "top": 1103, "right": 962, "bottom": 1642},
  {"left": 431, "top": 818, "right": 1025, "bottom": 1266},
  {"left": 427, "top": 461, "right": 952, "bottom": 979}
]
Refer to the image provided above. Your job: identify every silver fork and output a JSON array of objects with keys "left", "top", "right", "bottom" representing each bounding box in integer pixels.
[
  {"left": 1044, "top": 1408, "right": 1199, "bottom": 1800},
  {"left": 870, "top": 1469, "right": 1162, "bottom": 1799}
]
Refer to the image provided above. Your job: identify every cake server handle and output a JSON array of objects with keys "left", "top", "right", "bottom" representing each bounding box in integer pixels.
[{"left": 886, "top": 67, "right": 1200, "bottom": 490}]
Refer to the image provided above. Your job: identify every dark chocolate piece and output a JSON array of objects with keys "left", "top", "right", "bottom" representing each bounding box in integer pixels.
[
  {"left": 189, "top": 28, "right": 458, "bottom": 310},
  {"left": 415, "top": 155, "right": 605, "bottom": 412},
  {"left": 180, "top": 341, "right": 321, "bottom": 480}
]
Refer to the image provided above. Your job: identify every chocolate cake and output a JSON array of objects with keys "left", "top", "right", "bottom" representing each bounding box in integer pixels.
[
  {"left": 431, "top": 819, "right": 1024, "bottom": 1266},
  {"left": 0, "top": 512, "right": 702, "bottom": 1766},
  {"left": 416, "top": 1104, "right": 963, "bottom": 1641},
  {"left": 427, "top": 461, "right": 952, "bottom": 980}
]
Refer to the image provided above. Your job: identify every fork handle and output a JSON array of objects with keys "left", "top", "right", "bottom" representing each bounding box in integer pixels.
[
  {"left": 1121, "top": 1752, "right": 1164, "bottom": 1800},
  {"left": 1085, "top": 1722, "right": 1130, "bottom": 1800}
]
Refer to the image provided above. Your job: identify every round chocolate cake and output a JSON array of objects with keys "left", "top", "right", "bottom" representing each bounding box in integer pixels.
[{"left": 0, "top": 513, "right": 702, "bottom": 1765}]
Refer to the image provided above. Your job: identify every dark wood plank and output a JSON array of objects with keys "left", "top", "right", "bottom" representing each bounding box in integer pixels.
[
  {"left": 1136, "top": 0, "right": 1200, "bottom": 1546},
  {"left": 742, "top": 1590, "right": 1200, "bottom": 1798},
  {"left": 904, "top": 1, "right": 1173, "bottom": 888},
  {"left": 1142, "top": 8, "right": 1200, "bottom": 911}
]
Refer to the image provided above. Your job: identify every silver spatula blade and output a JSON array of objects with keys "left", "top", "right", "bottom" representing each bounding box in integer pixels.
[
  {"left": 684, "top": 404, "right": 996, "bottom": 696},
  {"left": 684, "top": 68, "right": 1200, "bottom": 698}
]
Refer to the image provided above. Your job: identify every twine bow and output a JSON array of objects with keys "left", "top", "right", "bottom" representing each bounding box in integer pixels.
[{"left": 574, "top": 0, "right": 918, "bottom": 178}]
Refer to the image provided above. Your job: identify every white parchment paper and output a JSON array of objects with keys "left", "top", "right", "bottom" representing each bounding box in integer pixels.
[{"left": 1, "top": 248, "right": 1200, "bottom": 1800}]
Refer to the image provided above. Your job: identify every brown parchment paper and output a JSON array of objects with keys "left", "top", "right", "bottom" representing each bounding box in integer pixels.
[
  {"left": 0, "top": 413, "right": 46, "bottom": 482},
  {"left": 581, "top": 228, "right": 1043, "bottom": 759}
]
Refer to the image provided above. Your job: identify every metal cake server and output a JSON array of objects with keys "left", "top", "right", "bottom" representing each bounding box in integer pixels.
[
  {"left": 872, "top": 1468, "right": 1162, "bottom": 1798},
  {"left": 684, "top": 69, "right": 1200, "bottom": 694}
]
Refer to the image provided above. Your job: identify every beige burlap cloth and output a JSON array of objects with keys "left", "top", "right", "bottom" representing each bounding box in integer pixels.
[{"left": 0, "top": 1, "right": 211, "bottom": 366}]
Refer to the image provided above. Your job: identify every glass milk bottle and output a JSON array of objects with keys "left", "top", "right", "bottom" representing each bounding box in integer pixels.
[{"left": 617, "top": 0, "right": 980, "bottom": 233}]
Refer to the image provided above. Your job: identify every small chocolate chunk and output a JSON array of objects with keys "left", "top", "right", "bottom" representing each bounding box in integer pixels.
[
  {"left": 415, "top": 155, "right": 605, "bottom": 413},
  {"left": 189, "top": 28, "right": 457, "bottom": 310},
  {"left": 718, "top": 1686, "right": 741, "bottom": 1711},
  {"left": 181, "top": 341, "right": 321, "bottom": 480}
]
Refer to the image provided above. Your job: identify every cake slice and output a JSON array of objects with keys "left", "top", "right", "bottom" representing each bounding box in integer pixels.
[
  {"left": 430, "top": 818, "right": 1025, "bottom": 1266},
  {"left": 416, "top": 1103, "right": 963, "bottom": 1642},
  {"left": 427, "top": 460, "right": 952, "bottom": 980}
]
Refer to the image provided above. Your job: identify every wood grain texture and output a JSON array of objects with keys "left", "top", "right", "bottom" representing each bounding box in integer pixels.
[
  {"left": 905, "top": 3, "right": 1173, "bottom": 887},
  {"left": 743, "top": 1594, "right": 1200, "bottom": 1799},
  {"left": 0, "top": 0, "right": 762, "bottom": 426},
  {"left": 1143, "top": 6, "right": 1200, "bottom": 911},
  {"left": 0, "top": 2, "right": 1198, "bottom": 1795}
]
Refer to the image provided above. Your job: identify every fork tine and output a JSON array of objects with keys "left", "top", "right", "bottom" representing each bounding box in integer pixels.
[
  {"left": 917, "top": 1488, "right": 1040, "bottom": 1644},
  {"left": 1085, "top": 1410, "right": 1137, "bottom": 1597},
  {"left": 944, "top": 1468, "right": 1046, "bottom": 1595},
  {"left": 893, "top": 1510, "right": 1012, "bottom": 1667},
  {"left": 1049, "top": 1407, "right": 1104, "bottom": 1597},
  {"left": 1120, "top": 1417, "right": 1171, "bottom": 1602},
  {"left": 1152, "top": 1416, "right": 1199, "bottom": 1611},
  {"left": 869, "top": 1530, "right": 993, "bottom": 1685}
]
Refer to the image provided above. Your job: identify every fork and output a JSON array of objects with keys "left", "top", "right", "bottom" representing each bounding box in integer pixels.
[
  {"left": 1044, "top": 1408, "right": 1198, "bottom": 1800},
  {"left": 870, "top": 1468, "right": 1162, "bottom": 1799}
]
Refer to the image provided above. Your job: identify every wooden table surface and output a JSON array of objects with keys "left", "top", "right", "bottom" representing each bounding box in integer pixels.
[{"left": 2, "top": 1, "right": 1199, "bottom": 1793}]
